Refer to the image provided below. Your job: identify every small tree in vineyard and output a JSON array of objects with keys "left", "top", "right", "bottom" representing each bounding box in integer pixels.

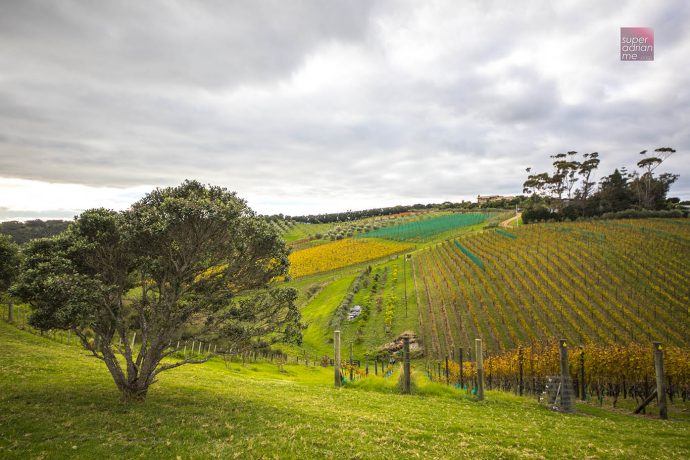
[{"left": 13, "top": 180, "right": 302, "bottom": 401}]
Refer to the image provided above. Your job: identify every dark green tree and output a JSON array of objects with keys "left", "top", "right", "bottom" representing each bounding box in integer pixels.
[
  {"left": 595, "top": 169, "right": 634, "bottom": 213},
  {"left": 13, "top": 181, "right": 302, "bottom": 401},
  {"left": 0, "top": 234, "right": 20, "bottom": 322}
]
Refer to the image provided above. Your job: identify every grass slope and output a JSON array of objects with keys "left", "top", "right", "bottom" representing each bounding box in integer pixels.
[{"left": 1, "top": 322, "right": 689, "bottom": 459}]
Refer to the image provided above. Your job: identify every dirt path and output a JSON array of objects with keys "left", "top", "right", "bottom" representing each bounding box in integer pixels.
[{"left": 499, "top": 213, "right": 521, "bottom": 228}]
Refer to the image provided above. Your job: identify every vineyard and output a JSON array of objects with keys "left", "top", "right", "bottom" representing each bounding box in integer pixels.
[
  {"left": 412, "top": 218, "right": 690, "bottom": 359},
  {"left": 288, "top": 238, "right": 412, "bottom": 278},
  {"left": 425, "top": 341, "right": 690, "bottom": 406},
  {"left": 359, "top": 212, "right": 492, "bottom": 242}
]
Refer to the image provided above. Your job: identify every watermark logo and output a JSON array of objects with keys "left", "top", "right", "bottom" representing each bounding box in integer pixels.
[{"left": 621, "top": 27, "right": 654, "bottom": 61}]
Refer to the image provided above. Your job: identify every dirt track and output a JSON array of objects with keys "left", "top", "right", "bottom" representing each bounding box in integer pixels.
[{"left": 499, "top": 213, "right": 521, "bottom": 228}]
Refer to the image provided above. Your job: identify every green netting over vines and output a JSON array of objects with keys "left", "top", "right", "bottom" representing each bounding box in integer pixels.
[
  {"left": 358, "top": 213, "right": 490, "bottom": 242},
  {"left": 453, "top": 240, "right": 484, "bottom": 270},
  {"left": 495, "top": 229, "right": 517, "bottom": 239}
]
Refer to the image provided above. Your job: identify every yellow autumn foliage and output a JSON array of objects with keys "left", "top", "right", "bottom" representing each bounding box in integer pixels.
[{"left": 289, "top": 238, "right": 412, "bottom": 278}]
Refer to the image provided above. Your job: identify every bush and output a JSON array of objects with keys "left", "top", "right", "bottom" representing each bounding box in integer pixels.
[{"left": 522, "top": 206, "right": 557, "bottom": 224}]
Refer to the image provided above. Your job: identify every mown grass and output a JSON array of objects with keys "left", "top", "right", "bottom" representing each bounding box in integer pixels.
[
  {"left": 1, "top": 322, "right": 689, "bottom": 459},
  {"left": 281, "top": 223, "right": 335, "bottom": 243}
]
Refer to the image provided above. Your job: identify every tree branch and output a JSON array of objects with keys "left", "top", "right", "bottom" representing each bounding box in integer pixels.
[
  {"left": 153, "top": 354, "right": 216, "bottom": 377},
  {"left": 73, "top": 327, "right": 105, "bottom": 361}
]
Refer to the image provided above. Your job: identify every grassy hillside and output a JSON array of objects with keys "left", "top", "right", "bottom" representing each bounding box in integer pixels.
[
  {"left": 1, "top": 322, "right": 688, "bottom": 459},
  {"left": 412, "top": 218, "right": 690, "bottom": 357}
]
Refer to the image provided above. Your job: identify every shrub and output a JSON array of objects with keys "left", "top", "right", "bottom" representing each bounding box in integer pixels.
[{"left": 522, "top": 206, "right": 555, "bottom": 224}]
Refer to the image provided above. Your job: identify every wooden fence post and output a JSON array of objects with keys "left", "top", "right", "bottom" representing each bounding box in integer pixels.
[
  {"left": 402, "top": 336, "right": 411, "bottom": 394},
  {"left": 653, "top": 342, "right": 668, "bottom": 420},
  {"left": 334, "top": 331, "right": 341, "bottom": 388},
  {"left": 559, "top": 339, "right": 574, "bottom": 412},
  {"left": 445, "top": 356, "right": 449, "bottom": 385},
  {"left": 475, "top": 339, "right": 484, "bottom": 401},
  {"left": 459, "top": 347, "right": 464, "bottom": 389},
  {"left": 580, "top": 347, "right": 586, "bottom": 401},
  {"left": 7, "top": 300, "right": 14, "bottom": 323},
  {"left": 518, "top": 346, "right": 524, "bottom": 396}
]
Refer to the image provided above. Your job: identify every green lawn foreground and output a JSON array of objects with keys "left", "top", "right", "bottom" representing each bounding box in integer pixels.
[{"left": 0, "top": 322, "right": 688, "bottom": 459}]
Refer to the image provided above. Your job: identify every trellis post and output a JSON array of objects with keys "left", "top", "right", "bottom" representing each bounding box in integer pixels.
[
  {"left": 334, "top": 331, "right": 341, "bottom": 388},
  {"left": 475, "top": 339, "right": 484, "bottom": 401},
  {"left": 402, "top": 336, "right": 411, "bottom": 394},
  {"left": 559, "top": 339, "right": 574, "bottom": 412},
  {"left": 653, "top": 342, "right": 668, "bottom": 420}
]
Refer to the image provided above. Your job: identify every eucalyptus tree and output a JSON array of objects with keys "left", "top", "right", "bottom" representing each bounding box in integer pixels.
[
  {"left": 576, "top": 152, "right": 600, "bottom": 215},
  {"left": 634, "top": 147, "right": 676, "bottom": 208}
]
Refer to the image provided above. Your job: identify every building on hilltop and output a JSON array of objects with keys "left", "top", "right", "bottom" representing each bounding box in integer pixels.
[{"left": 477, "top": 194, "right": 515, "bottom": 204}]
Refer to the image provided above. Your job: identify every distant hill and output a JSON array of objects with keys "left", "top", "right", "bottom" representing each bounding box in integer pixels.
[{"left": 0, "top": 219, "right": 70, "bottom": 244}]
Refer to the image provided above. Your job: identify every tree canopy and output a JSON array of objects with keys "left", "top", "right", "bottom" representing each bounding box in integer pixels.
[
  {"left": 522, "top": 147, "right": 680, "bottom": 222},
  {"left": 0, "top": 234, "right": 20, "bottom": 322},
  {"left": 0, "top": 234, "right": 19, "bottom": 293},
  {"left": 0, "top": 219, "right": 70, "bottom": 244},
  {"left": 13, "top": 181, "right": 302, "bottom": 401}
]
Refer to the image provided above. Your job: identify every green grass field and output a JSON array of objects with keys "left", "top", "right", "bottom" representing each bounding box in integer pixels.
[
  {"left": 1, "top": 322, "right": 689, "bottom": 459},
  {"left": 281, "top": 222, "right": 334, "bottom": 243}
]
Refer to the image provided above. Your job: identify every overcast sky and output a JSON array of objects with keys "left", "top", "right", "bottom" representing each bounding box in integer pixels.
[{"left": 1, "top": 0, "right": 688, "bottom": 220}]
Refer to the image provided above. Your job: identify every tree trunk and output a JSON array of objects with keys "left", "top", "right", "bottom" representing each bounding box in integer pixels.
[
  {"left": 118, "top": 339, "right": 167, "bottom": 402},
  {"left": 119, "top": 382, "right": 151, "bottom": 402}
]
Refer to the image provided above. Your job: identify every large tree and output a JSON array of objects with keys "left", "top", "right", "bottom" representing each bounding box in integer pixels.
[
  {"left": 632, "top": 147, "right": 676, "bottom": 209},
  {"left": 13, "top": 181, "right": 302, "bottom": 401},
  {"left": 595, "top": 168, "right": 634, "bottom": 213},
  {"left": 0, "top": 234, "right": 20, "bottom": 322},
  {"left": 575, "top": 152, "right": 600, "bottom": 215}
]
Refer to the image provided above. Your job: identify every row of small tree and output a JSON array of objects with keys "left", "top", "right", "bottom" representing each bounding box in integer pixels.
[
  {"left": 522, "top": 147, "right": 680, "bottom": 221},
  {"left": 0, "top": 181, "right": 304, "bottom": 401}
]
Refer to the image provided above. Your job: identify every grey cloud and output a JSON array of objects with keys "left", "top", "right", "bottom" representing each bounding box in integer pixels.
[
  {"left": 0, "top": 0, "right": 689, "bottom": 217},
  {"left": 0, "top": 0, "right": 375, "bottom": 88}
]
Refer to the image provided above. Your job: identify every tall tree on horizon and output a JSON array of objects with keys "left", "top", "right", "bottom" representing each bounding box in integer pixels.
[{"left": 634, "top": 147, "right": 676, "bottom": 209}]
